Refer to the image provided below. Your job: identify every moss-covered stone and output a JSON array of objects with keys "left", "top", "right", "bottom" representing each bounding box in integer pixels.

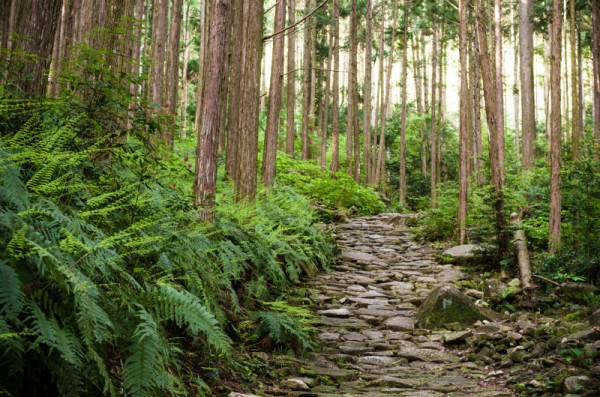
[{"left": 417, "top": 286, "right": 490, "bottom": 329}]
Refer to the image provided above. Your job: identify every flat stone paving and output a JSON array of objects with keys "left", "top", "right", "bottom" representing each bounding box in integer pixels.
[{"left": 290, "top": 213, "right": 513, "bottom": 396}]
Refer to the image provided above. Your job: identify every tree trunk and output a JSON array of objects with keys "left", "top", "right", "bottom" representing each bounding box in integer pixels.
[
  {"left": 164, "top": 0, "right": 184, "bottom": 148},
  {"left": 234, "top": 0, "right": 263, "bottom": 202},
  {"left": 520, "top": 0, "right": 535, "bottom": 170},
  {"left": 511, "top": 4, "right": 520, "bottom": 163},
  {"left": 301, "top": 0, "right": 312, "bottom": 160},
  {"left": 374, "top": 0, "right": 386, "bottom": 185},
  {"left": 330, "top": 0, "right": 340, "bottom": 172},
  {"left": 549, "top": 0, "right": 562, "bottom": 253},
  {"left": 471, "top": 21, "right": 484, "bottom": 186},
  {"left": 180, "top": 1, "right": 190, "bottom": 137},
  {"left": 149, "top": 0, "right": 168, "bottom": 111},
  {"left": 320, "top": 22, "right": 333, "bottom": 170},
  {"left": 476, "top": 0, "right": 508, "bottom": 257},
  {"left": 458, "top": 0, "right": 469, "bottom": 244},
  {"left": 194, "top": 0, "right": 209, "bottom": 133},
  {"left": 511, "top": 212, "right": 534, "bottom": 308},
  {"left": 225, "top": 0, "right": 242, "bottom": 180},
  {"left": 570, "top": 0, "right": 580, "bottom": 161},
  {"left": 399, "top": 0, "right": 409, "bottom": 205},
  {"left": 593, "top": 0, "right": 600, "bottom": 148},
  {"left": 430, "top": 12, "right": 438, "bottom": 208},
  {"left": 193, "top": 0, "right": 232, "bottom": 219},
  {"left": 494, "top": 0, "right": 505, "bottom": 184},
  {"left": 286, "top": 0, "right": 297, "bottom": 157},
  {"left": 363, "top": 0, "right": 373, "bottom": 184},
  {"left": 262, "top": 0, "right": 286, "bottom": 187},
  {"left": 349, "top": 0, "right": 360, "bottom": 182}
]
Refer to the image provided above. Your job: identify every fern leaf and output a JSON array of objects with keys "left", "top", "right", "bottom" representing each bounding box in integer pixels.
[{"left": 0, "top": 261, "right": 24, "bottom": 320}]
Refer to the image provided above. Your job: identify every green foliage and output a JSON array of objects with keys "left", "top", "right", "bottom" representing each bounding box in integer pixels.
[
  {"left": 0, "top": 45, "right": 333, "bottom": 396},
  {"left": 276, "top": 154, "right": 386, "bottom": 216}
]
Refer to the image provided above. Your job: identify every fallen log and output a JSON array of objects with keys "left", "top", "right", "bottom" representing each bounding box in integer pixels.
[{"left": 511, "top": 212, "right": 534, "bottom": 308}]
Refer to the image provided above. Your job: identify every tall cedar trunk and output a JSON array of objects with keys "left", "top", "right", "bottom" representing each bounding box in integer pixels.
[
  {"left": 593, "top": 0, "right": 600, "bottom": 148},
  {"left": 363, "top": 0, "right": 373, "bottom": 183},
  {"left": 301, "top": 0, "right": 312, "bottom": 160},
  {"left": 194, "top": 0, "right": 209, "bottom": 133},
  {"left": 549, "top": 0, "right": 562, "bottom": 252},
  {"left": 412, "top": 37, "right": 427, "bottom": 178},
  {"left": 330, "top": 0, "right": 340, "bottom": 172},
  {"left": 570, "top": 0, "right": 579, "bottom": 160},
  {"left": 472, "top": 22, "right": 485, "bottom": 186},
  {"left": 520, "top": 0, "right": 535, "bottom": 170},
  {"left": 286, "top": 0, "right": 297, "bottom": 157},
  {"left": 225, "top": 0, "right": 242, "bottom": 180},
  {"left": 149, "top": 0, "right": 168, "bottom": 112},
  {"left": 180, "top": 1, "right": 190, "bottom": 137},
  {"left": 545, "top": 10, "right": 552, "bottom": 140},
  {"left": 262, "top": 0, "right": 286, "bottom": 187},
  {"left": 320, "top": 23, "right": 333, "bottom": 170},
  {"left": 421, "top": 32, "right": 429, "bottom": 114},
  {"left": 234, "top": 0, "right": 263, "bottom": 201},
  {"left": 164, "top": 0, "right": 184, "bottom": 148},
  {"left": 3, "top": 0, "right": 62, "bottom": 96},
  {"left": 399, "top": 0, "right": 409, "bottom": 205},
  {"left": 476, "top": 0, "right": 508, "bottom": 257},
  {"left": 350, "top": 0, "right": 360, "bottom": 182},
  {"left": 512, "top": 4, "right": 520, "bottom": 162},
  {"left": 494, "top": 0, "right": 505, "bottom": 185},
  {"left": 458, "top": 0, "right": 469, "bottom": 244},
  {"left": 430, "top": 12, "right": 438, "bottom": 208},
  {"left": 309, "top": 25, "right": 317, "bottom": 160},
  {"left": 372, "top": 52, "right": 383, "bottom": 184},
  {"left": 193, "top": 0, "right": 231, "bottom": 218},
  {"left": 436, "top": 25, "right": 444, "bottom": 187},
  {"left": 374, "top": 0, "right": 386, "bottom": 185}
]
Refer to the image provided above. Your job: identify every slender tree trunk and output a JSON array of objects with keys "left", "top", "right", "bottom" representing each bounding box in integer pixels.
[
  {"left": 458, "top": 0, "right": 469, "bottom": 244},
  {"left": 399, "top": 0, "right": 409, "bottom": 205},
  {"left": 180, "top": 0, "right": 190, "bottom": 138},
  {"left": 593, "top": 0, "right": 600, "bottom": 148},
  {"left": 194, "top": 0, "right": 232, "bottom": 219},
  {"left": 262, "top": 0, "right": 286, "bottom": 187},
  {"left": 512, "top": 3, "right": 520, "bottom": 163},
  {"left": 194, "top": 0, "right": 209, "bottom": 132},
  {"left": 164, "top": 0, "right": 183, "bottom": 148},
  {"left": 430, "top": 12, "right": 438, "bottom": 208},
  {"left": 363, "top": 0, "right": 373, "bottom": 183},
  {"left": 234, "top": 0, "right": 263, "bottom": 201},
  {"left": 570, "top": 0, "right": 580, "bottom": 161},
  {"left": 520, "top": 0, "right": 535, "bottom": 170},
  {"left": 150, "top": 0, "right": 168, "bottom": 111},
  {"left": 476, "top": 0, "right": 508, "bottom": 257},
  {"left": 225, "top": 0, "right": 242, "bottom": 180},
  {"left": 494, "top": 0, "right": 505, "bottom": 185},
  {"left": 549, "top": 0, "right": 562, "bottom": 252},
  {"left": 374, "top": 0, "right": 386, "bottom": 185},
  {"left": 286, "top": 0, "right": 296, "bottom": 157},
  {"left": 412, "top": 35, "right": 427, "bottom": 179},
  {"left": 421, "top": 31, "right": 429, "bottom": 114},
  {"left": 330, "top": 0, "right": 340, "bottom": 172},
  {"left": 320, "top": 23, "right": 333, "bottom": 170},
  {"left": 301, "top": 0, "right": 312, "bottom": 160},
  {"left": 472, "top": 22, "right": 484, "bottom": 186},
  {"left": 349, "top": 0, "right": 360, "bottom": 182}
]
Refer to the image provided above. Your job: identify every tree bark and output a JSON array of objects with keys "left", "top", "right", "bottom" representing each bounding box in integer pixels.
[
  {"left": 458, "top": 0, "right": 469, "bottom": 244},
  {"left": 149, "top": 0, "right": 168, "bottom": 111},
  {"left": 286, "top": 0, "right": 297, "bottom": 157},
  {"left": 399, "top": 0, "right": 409, "bottom": 206},
  {"left": 512, "top": 4, "right": 520, "bottom": 163},
  {"left": 193, "top": 0, "right": 232, "bottom": 219},
  {"left": 476, "top": 0, "right": 508, "bottom": 257},
  {"left": 520, "top": 0, "right": 536, "bottom": 170},
  {"left": 570, "top": 0, "right": 580, "bottom": 161},
  {"left": 511, "top": 212, "right": 534, "bottom": 308},
  {"left": 363, "top": 0, "right": 373, "bottom": 184},
  {"left": 301, "top": 0, "right": 312, "bottom": 160},
  {"left": 330, "top": 0, "right": 340, "bottom": 172},
  {"left": 262, "top": 0, "right": 286, "bottom": 187},
  {"left": 430, "top": 12, "right": 438, "bottom": 208},
  {"left": 549, "top": 0, "right": 562, "bottom": 253},
  {"left": 226, "top": 0, "right": 242, "bottom": 180},
  {"left": 180, "top": 1, "right": 190, "bottom": 137},
  {"left": 234, "top": 0, "right": 263, "bottom": 202},
  {"left": 593, "top": 0, "right": 600, "bottom": 149},
  {"left": 320, "top": 22, "right": 333, "bottom": 170},
  {"left": 471, "top": 20, "right": 484, "bottom": 186},
  {"left": 349, "top": 0, "right": 360, "bottom": 182},
  {"left": 494, "top": 0, "right": 505, "bottom": 184},
  {"left": 164, "top": 0, "right": 184, "bottom": 148}
]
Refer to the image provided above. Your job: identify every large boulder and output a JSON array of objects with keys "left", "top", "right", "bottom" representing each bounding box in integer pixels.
[
  {"left": 483, "top": 278, "right": 522, "bottom": 303},
  {"left": 417, "top": 285, "right": 490, "bottom": 329},
  {"left": 560, "top": 282, "right": 598, "bottom": 304}
]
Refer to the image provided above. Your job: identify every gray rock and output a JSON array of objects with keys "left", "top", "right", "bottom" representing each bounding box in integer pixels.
[
  {"left": 228, "top": 393, "right": 260, "bottom": 397},
  {"left": 341, "top": 249, "right": 379, "bottom": 262},
  {"left": 308, "top": 367, "right": 358, "bottom": 381},
  {"left": 417, "top": 285, "right": 490, "bottom": 329},
  {"left": 367, "top": 375, "right": 414, "bottom": 388},
  {"left": 443, "top": 330, "right": 473, "bottom": 344},
  {"left": 317, "top": 316, "right": 369, "bottom": 329},
  {"left": 357, "top": 355, "right": 398, "bottom": 366},
  {"left": 384, "top": 316, "right": 416, "bottom": 331},
  {"left": 590, "top": 308, "right": 600, "bottom": 326},
  {"left": 437, "top": 269, "right": 467, "bottom": 283},
  {"left": 564, "top": 328, "right": 600, "bottom": 342},
  {"left": 442, "top": 244, "right": 480, "bottom": 258},
  {"left": 564, "top": 375, "right": 591, "bottom": 394},
  {"left": 396, "top": 346, "right": 460, "bottom": 363},
  {"left": 484, "top": 279, "right": 521, "bottom": 303},
  {"left": 561, "top": 282, "right": 598, "bottom": 303},
  {"left": 280, "top": 378, "right": 310, "bottom": 390},
  {"left": 317, "top": 308, "right": 354, "bottom": 318}
]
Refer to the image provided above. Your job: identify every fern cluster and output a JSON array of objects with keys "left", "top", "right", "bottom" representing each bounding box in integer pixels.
[{"left": 0, "top": 49, "right": 332, "bottom": 396}]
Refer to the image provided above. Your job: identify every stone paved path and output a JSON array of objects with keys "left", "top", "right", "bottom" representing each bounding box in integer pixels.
[{"left": 290, "top": 213, "right": 513, "bottom": 396}]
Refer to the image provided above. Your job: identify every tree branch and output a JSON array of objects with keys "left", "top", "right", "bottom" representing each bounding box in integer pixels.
[{"left": 263, "top": 0, "right": 330, "bottom": 42}]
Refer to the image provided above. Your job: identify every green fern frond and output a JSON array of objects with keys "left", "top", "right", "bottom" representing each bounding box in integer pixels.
[
  {"left": 151, "top": 283, "right": 230, "bottom": 355},
  {"left": 25, "top": 160, "right": 59, "bottom": 191},
  {"left": 123, "top": 308, "right": 164, "bottom": 397},
  {"left": 0, "top": 261, "right": 24, "bottom": 320},
  {"left": 6, "top": 226, "right": 28, "bottom": 259}
]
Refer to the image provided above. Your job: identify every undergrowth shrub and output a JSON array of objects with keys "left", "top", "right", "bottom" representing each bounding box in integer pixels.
[
  {"left": 0, "top": 46, "right": 332, "bottom": 396},
  {"left": 276, "top": 154, "right": 386, "bottom": 217}
]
